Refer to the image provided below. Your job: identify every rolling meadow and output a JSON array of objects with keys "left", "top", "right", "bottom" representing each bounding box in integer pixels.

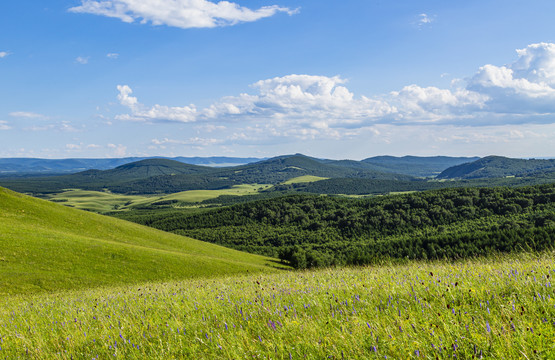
[
  {"left": 1, "top": 156, "right": 555, "bottom": 358},
  {"left": 0, "top": 253, "right": 554, "bottom": 359}
]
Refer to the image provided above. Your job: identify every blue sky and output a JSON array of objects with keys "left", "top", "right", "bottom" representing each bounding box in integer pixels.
[{"left": 2, "top": 0, "right": 555, "bottom": 159}]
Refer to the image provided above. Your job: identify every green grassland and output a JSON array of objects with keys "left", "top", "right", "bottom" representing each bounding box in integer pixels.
[
  {"left": 282, "top": 175, "right": 328, "bottom": 184},
  {"left": 0, "top": 252, "right": 553, "bottom": 358},
  {"left": 45, "top": 184, "right": 270, "bottom": 212},
  {"left": 0, "top": 187, "right": 284, "bottom": 295},
  {"left": 161, "top": 184, "right": 270, "bottom": 203}
]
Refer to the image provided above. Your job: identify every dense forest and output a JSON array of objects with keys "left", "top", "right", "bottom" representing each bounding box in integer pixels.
[
  {"left": 438, "top": 156, "right": 555, "bottom": 179},
  {"left": 113, "top": 183, "right": 555, "bottom": 269}
]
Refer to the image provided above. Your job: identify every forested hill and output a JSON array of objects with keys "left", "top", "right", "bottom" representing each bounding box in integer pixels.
[
  {"left": 0, "top": 159, "right": 218, "bottom": 194},
  {"left": 114, "top": 183, "right": 555, "bottom": 269},
  {"left": 0, "top": 156, "right": 264, "bottom": 176},
  {"left": 438, "top": 156, "right": 555, "bottom": 179},
  {"left": 0, "top": 154, "right": 415, "bottom": 195},
  {"left": 359, "top": 155, "right": 479, "bottom": 177},
  {"left": 227, "top": 154, "right": 414, "bottom": 182}
]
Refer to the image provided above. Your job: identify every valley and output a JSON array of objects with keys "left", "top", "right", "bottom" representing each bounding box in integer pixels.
[{"left": 0, "top": 154, "right": 554, "bottom": 359}]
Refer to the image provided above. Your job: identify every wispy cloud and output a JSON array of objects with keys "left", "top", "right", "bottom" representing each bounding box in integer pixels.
[
  {"left": 151, "top": 137, "right": 222, "bottom": 147},
  {"left": 66, "top": 143, "right": 81, "bottom": 150},
  {"left": 69, "top": 0, "right": 298, "bottom": 29},
  {"left": 107, "top": 143, "right": 127, "bottom": 156},
  {"left": 75, "top": 56, "right": 89, "bottom": 64},
  {"left": 24, "top": 122, "right": 81, "bottom": 133},
  {"left": 10, "top": 111, "right": 48, "bottom": 119},
  {"left": 0, "top": 51, "right": 10, "bottom": 59},
  {"left": 418, "top": 13, "right": 433, "bottom": 27},
  {"left": 107, "top": 53, "right": 119, "bottom": 59},
  {"left": 0, "top": 121, "right": 11, "bottom": 130}
]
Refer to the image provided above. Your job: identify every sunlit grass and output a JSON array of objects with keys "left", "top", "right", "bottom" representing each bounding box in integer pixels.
[
  {"left": 0, "top": 187, "right": 285, "bottom": 295},
  {"left": 282, "top": 176, "right": 328, "bottom": 185},
  {"left": 1, "top": 252, "right": 553, "bottom": 359},
  {"left": 46, "top": 184, "right": 271, "bottom": 212},
  {"left": 162, "top": 184, "right": 269, "bottom": 203}
]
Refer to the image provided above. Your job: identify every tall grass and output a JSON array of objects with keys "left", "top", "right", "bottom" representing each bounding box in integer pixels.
[{"left": 1, "top": 252, "right": 554, "bottom": 358}]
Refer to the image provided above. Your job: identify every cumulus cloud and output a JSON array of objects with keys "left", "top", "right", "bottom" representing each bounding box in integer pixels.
[
  {"left": 389, "top": 85, "right": 487, "bottom": 122},
  {"left": 114, "top": 43, "right": 555, "bottom": 141},
  {"left": 116, "top": 85, "right": 138, "bottom": 108},
  {"left": 116, "top": 85, "right": 197, "bottom": 122},
  {"left": 117, "top": 75, "right": 396, "bottom": 130},
  {"left": 467, "top": 42, "right": 555, "bottom": 114},
  {"left": 0, "top": 51, "right": 9, "bottom": 58},
  {"left": 69, "top": 0, "right": 297, "bottom": 29}
]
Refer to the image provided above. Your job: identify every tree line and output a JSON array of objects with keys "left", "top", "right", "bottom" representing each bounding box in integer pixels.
[{"left": 113, "top": 184, "right": 555, "bottom": 268}]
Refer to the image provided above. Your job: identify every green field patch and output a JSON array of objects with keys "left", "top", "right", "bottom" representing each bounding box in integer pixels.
[
  {"left": 388, "top": 190, "right": 417, "bottom": 195},
  {"left": 47, "top": 184, "right": 272, "bottom": 212},
  {"left": 161, "top": 184, "right": 269, "bottom": 203},
  {"left": 282, "top": 175, "right": 328, "bottom": 184},
  {"left": 46, "top": 189, "right": 155, "bottom": 212}
]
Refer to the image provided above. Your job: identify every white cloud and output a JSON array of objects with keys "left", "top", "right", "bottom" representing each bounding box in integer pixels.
[
  {"left": 69, "top": 0, "right": 297, "bottom": 29},
  {"left": 23, "top": 122, "right": 81, "bottom": 133},
  {"left": 107, "top": 53, "right": 119, "bottom": 59},
  {"left": 116, "top": 85, "right": 197, "bottom": 122},
  {"left": 415, "top": 13, "right": 434, "bottom": 29},
  {"left": 107, "top": 143, "right": 127, "bottom": 156},
  {"left": 467, "top": 42, "right": 555, "bottom": 114},
  {"left": 151, "top": 137, "right": 221, "bottom": 146},
  {"left": 10, "top": 111, "right": 48, "bottom": 119},
  {"left": 76, "top": 56, "right": 89, "bottom": 64},
  {"left": 389, "top": 85, "right": 487, "bottom": 122},
  {"left": 0, "top": 121, "right": 11, "bottom": 130},
  {"left": 113, "top": 42, "right": 555, "bottom": 143},
  {"left": 116, "top": 75, "right": 396, "bottom": 130},
  {"left": 87, "top": 144, "right": 101, "bottom": 148},
  {"left": 0, "top": 51, "right": 9, "bottom": 58},
  {"left": 418, "top": 13, "right": 433, "bottom": 26},
  {"left": 66, "top": 143, "right": 82, "bottom": 150},
  {"left": 116, "top": 85, "right": 138, "bottom": 108}
]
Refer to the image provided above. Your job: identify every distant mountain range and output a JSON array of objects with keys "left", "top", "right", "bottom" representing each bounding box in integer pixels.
[
  {"left": 0, "top": 154, "right": 478, "bottom": 177},
  {"left": 0, "top": 156, "right": 265, "bottom": 176},
  {"left": 1, "top": 154, "right": 554, "bottom": 196}
]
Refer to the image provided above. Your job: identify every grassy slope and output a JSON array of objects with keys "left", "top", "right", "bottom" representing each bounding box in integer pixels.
[{"left": 0, "top": 187, "right": 285, "bottom": 295}]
